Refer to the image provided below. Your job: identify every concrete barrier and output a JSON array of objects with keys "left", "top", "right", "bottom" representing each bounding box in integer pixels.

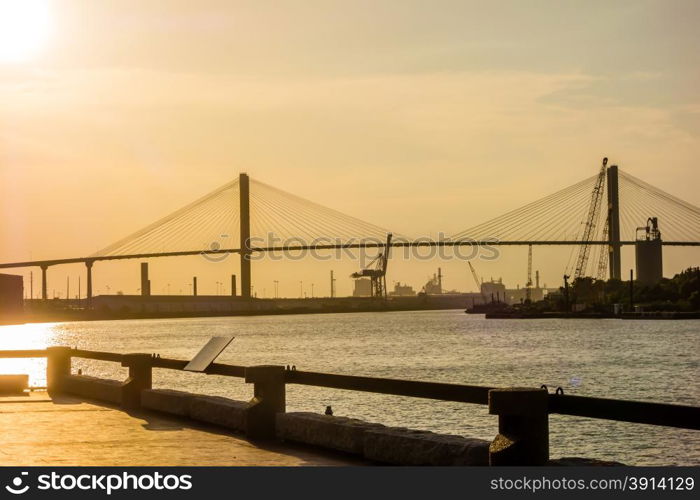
[
  {"left": 276, "top": 412, "right": 386, "bottom": 454},
  {"left": 141, "top": 390, "right": 250, "bottom": 433},
  {"left": 363, "top": 427, "right": 489, "bottom": 466},
  {"left": 188, "top": 395, "right": 250, "bottom": 433},
  {"left": 0, "top": 374, "right": 29, "bottom": 395},
  {"left": 276, "top": 412, "right": 489, "bottom": 465},
  {"left": 141, "top": 389, "right": 194, "bottom": 417},
  {"left": 62, "top": 374, "right": 123, "bottom": 404}
]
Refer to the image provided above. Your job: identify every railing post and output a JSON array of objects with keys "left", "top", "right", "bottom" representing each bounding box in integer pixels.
[
  {"left": 46, "top": 346, "right": 72, "bottom": 394},
  {"left": 244, "top": 365, "right": 286, "bottom": 440},
  {"left": 121, "top": 353, "right": 153, "bottom": 409},
  {"left": 488, "top": 387, "right": 549, "bottom": 465}
]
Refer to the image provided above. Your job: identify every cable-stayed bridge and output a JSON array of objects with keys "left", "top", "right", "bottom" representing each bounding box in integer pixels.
[{"left": 1, "top": 161, "right": 698, "bottom": 301}]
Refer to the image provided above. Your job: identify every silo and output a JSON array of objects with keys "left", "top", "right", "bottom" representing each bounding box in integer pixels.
[{"left": 635, "top": 218, "right": 663, "bottom": 286}]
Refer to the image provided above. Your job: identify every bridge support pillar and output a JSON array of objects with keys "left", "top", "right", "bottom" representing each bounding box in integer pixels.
[
  {"left": 140, "top": 263, "right": 150, "bottom": 296},
  {"left": 607, "top": 165, "right": 622, "bottom": 280},
  {"left": 40, "top": 265, "right": 48, "bottom": 300},
  {"left": 239, "top": 173, "right": 251, "bottom": 299},
  {"left": 85, "top": 260, "right": 94, "bottom": 306}
]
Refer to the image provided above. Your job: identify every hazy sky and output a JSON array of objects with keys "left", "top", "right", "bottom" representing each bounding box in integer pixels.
[{"left": 1, "top": 0, "right": 698, "bottom": 297}]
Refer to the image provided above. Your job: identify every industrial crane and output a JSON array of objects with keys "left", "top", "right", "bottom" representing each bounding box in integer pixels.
[
  {"left": 595, "top": 217, "right": 609, "bottom": 280},
  {"left": 468, "top": 261, "right": 487, "bottom": 303},
  {"left": 573, "top": 157, "right": 608, "bottom": 280},
  {"left": 351, "top": 233, "right": 392, "bottom": 298}
]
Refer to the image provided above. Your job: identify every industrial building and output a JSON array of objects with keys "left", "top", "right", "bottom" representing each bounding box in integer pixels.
[
  {"left": 353, "top": 278, "right": 373, "bottom": 297},
  {"left": 635, "top": 217, "right": 663, "bottom": 286},
  {"left": 0, "top": 273, "right": 24, "bottom": 323},
  {"left": 389, "top": 282, "right": 416, "bottom": 297}
]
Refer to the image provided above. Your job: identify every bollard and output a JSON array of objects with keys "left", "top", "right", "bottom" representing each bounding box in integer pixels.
[
  {"left": 46, "top": 346, "right": 72, "bottom": 394},
  {"left": 121, "top": 353, "right": 153, "bottom": 409},
  {"left": 488, "top": 387, "right": 549, "bottom": 465},
  {"left": 244, "top": 365, "right": 286, "bottom": 440}
]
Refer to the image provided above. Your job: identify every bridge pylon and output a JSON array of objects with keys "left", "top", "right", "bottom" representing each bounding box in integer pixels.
[
  {"left": 606, "top": 164, "right": 622, "bottom": 280},
  {"left": 239, "top": 173, "right": 251, "bottom": 299}
]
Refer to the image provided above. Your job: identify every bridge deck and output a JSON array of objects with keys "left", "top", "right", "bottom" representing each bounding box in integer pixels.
[{"left": 0, "top": 392, "right": 362, "bottom": 466}]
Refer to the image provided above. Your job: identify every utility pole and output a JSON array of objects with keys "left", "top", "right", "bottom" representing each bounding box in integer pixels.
[
  {"left": 66, "top": 277, "right": 69, "bottom": 303},
  {"left": 273, "top": 280, "right": 279, "bottom": 298},
  {"left": 526, "top": 245, "right": 533, "bottom": 303},
  {"left": 563, "top": 274, "right": 570, "bottom": 312},
  {"left": 30, "top": 271, "right": 33, "bottom": 300},
  {"left": 330, "top": 270, "right": 335, "bottom": 298}
]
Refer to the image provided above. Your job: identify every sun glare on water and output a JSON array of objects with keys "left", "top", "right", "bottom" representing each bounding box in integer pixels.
[{"left": 0, "top": 0, "right": 51, "bottom": 63}]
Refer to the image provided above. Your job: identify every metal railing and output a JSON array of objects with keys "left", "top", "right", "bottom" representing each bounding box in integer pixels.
[{"left": 0, "top": 347, "right": 698, "bottom": 465}]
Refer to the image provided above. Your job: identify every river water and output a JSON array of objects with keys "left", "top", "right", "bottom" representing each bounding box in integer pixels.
[{"left": 1, "top": 310, "right": 697, "bottom": 465}]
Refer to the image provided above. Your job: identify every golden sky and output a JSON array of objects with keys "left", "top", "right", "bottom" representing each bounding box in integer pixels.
[{"left": 1, "top": 0, "right": 698, "bottom": 297}]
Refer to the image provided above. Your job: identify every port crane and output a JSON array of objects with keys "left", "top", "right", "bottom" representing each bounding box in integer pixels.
[
  {"left": 573, "top": 157, "right": 608, "bottom": 280},
  {"left": 468, "top": 261, "right": 487, "bottom": 303},
  {"left": 351, "top": 233, "right": 392, "bottom": 298},
  {"left": 595, "top": 218, "right": 609, "bottom": 280}
]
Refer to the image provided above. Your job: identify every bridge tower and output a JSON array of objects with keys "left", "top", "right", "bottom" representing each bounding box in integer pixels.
[
  {"left": 239, "top": 173, "right": 252, "bottom": 299},
  {"left": 606, "top": 164, "right": 622, "bottom": 280}
]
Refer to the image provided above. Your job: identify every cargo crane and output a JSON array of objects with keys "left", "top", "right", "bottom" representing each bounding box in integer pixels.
[
  {"left": 468, "top": 261, "right": 487, "bottom": 303},
  {"left": 595, "top": 218, "right": 609, "bottom": 280},
  {"left": 351, "top": 233, "right": 392, "bottom": 298},
  {"left": 573, "top": 157, "right": 608, "bottom": 280}
]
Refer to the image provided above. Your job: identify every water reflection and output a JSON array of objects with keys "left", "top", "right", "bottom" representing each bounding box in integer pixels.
[{"left": 0, "top": 322, "right": 60, "bottom": 386}]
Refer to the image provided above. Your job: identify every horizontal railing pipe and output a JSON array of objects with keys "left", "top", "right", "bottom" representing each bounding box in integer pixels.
[
  {"left": 548, "top": 394, "right": 700, "bottom": 430},
  {"left": 72, "top": 349, "right": 124, "bottom": 363},
  {"left": 0, "top": 349, "right": 47, "bottom": 358},
  {"left": 285, "top": 370, "right": 493, "bottom": 405},
  {"left": 151, "top": 357, "right": 246, "bottom": 377}
]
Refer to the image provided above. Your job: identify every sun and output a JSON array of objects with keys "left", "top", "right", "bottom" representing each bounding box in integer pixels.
[{"left": 0, "top": 0, "right": 51, "bottom": 63}]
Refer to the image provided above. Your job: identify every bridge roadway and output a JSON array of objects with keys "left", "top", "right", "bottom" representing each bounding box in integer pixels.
[
  {"left": 1, "top": 240, "right": 698, "bottom": 270},
  {"left": 1, "top": 239, "right": 696, "bottom": 302}
]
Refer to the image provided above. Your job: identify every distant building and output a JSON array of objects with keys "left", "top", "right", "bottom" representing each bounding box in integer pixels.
[
  {"left": 422, "top": 268, "right": 443, "bottom": 295},
  {"left": 353, "top": 278, "right": 373, "bottom": 297},
  {"left": 481, "top": 278, "right": 506, "bottom": 302},
  {"left": 505, "top": 286, "right": 545, "bottom": 304},
  {"left": 389, "top": 282, "right": 416, "bottom": 296},
  {"left": 480, "top": 277, "right": 546, "bottom": 304},
  {"left": 0, "top": 273, "right": 24, "bottom": 322}
]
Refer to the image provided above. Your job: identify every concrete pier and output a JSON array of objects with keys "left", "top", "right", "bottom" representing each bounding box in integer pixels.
[{"left": 0, "top": 393, "right": 362, "bottom": 466}]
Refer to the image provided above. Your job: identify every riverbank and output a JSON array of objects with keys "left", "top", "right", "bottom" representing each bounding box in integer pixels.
[
  {"left": 483, "top": 311, "right": 700, "bottom": 319},
  {"left": 9, "top": 294, "right": 475, "bottom": 325}
]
